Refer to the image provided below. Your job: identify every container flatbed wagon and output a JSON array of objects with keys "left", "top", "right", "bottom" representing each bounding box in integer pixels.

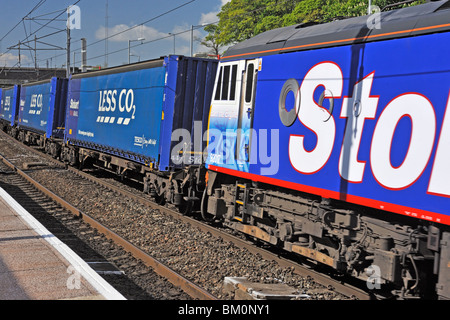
[
  {"left": 63, "top": 55, "right": 217, "bottom": 203},
  {"left": 17, "top": 77, "right": 68, "bottom": 149}
]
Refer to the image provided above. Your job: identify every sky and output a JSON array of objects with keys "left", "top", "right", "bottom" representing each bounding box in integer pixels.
[{"left": 0, "top": 0, "right": 231, "bottom": 69}]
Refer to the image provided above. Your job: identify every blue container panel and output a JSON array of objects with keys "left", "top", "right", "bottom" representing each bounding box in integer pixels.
[
  {"left": 66, "top": 65, "right": 166, "bottom": 165},
  {"left": 0, "top": 86, "right": 20, "bottom": 125},
  {"left": 18, "top": 81, "right": 52, "bottom": 134},
  {"left": 47, "top": 78, "right": 68, "bottom": 139},
  {"left": 159, "top": 56, "right": 218, "bottom": 171},
  {"left": 207, "top": 32, "right": 450, "bottom": 225}
]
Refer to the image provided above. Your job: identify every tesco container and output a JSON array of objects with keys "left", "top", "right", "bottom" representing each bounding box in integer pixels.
[
  {"left": 65, "top": 55, "right": 217, "bottom": 172},
  {"left": 18, "top": 77, "right": 68, "bottom": 139},
  {"left": 0, "top": 85, "right": 20, "bottom": 127}
]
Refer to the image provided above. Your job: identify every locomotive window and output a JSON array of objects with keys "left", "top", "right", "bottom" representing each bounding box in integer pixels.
[
  {"left": 229, "top": 65, "right": 238, "bottom": 101},
  {"left": 214, "top": 64, "right": 238, "bottom": 101},
  {"left": 245, "top": 63, "right": 255, "bottom": 103},
  {"left": 222, "top": 65, "right": 230, "bottom": 100},
  {"left": 214, "top": 67, "right": 223, "bottom": 101}
]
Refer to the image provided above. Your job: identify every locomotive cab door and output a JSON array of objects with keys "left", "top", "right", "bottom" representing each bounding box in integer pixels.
[{"left": 236, "top": 59, "right": 258, "bottom": 163}]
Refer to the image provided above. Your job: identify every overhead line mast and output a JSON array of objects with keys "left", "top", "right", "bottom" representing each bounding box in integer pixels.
[{"left": 105, "top": 0, "right": 109, "bottom": 68}]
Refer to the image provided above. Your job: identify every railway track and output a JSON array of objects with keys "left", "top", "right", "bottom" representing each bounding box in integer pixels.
[
  {"left": 0, "top": 140, "right": 213, "bottom": 300},
  {"left": 0, "top": 130, "right": 371, "bottom": 300}
]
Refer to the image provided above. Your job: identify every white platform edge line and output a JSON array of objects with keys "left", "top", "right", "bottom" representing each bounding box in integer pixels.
[{"left": 0, "top": 187, "right": 126, "bottom": 300}]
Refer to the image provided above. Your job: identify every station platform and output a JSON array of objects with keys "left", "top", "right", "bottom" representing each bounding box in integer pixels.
[{"left": 0, "top": 187, "right": 126, "bottom": 300}]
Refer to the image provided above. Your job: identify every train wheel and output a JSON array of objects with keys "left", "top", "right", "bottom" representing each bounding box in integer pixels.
[
  {"left": 200, "top": 189, "right": 215, "bottom": 222},
  {"left": 155, "top": 193, "right": 166, "bottom": 206},
  {"left": 176, "top": 199, "right": 192, "bottom": 215}
]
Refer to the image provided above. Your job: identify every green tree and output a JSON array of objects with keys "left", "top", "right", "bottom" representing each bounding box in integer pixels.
[
  {"left": 284, "top": 0, "right": 427, "bottom": 26},
  {"left": 216, "top": 0, "right": 303, "bottom": 45},
  {"left": 200, "top": 24, "right": 223, "bottom": 57},
  {"left": 283, "top": 0, "right": 327, "bottom": 26},
  {"left": 254, "top": 0, "right": 304, "bottom": 34},
  {"left": 208, "top": 0, "right": 427, "bottom": 48}
]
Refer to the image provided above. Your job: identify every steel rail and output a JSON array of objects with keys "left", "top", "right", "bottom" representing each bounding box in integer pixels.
[
  {"left": 55, "top": 161, "right": 371, "bottom": 300},
  {"left": 0, "top": 151, "right": 217, "bottom": 301}
]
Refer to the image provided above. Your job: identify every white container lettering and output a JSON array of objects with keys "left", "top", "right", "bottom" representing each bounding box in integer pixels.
[{"left": 98, "top": 89, "right": 136, "bottom": 121}]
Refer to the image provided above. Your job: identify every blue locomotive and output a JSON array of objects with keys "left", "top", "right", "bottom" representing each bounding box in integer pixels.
[
  {"left": 1, "top": 1, "right": 449, "bottom": 299},
  {"left": 205, "top": 1, "right": 450, "bottom": 299}
]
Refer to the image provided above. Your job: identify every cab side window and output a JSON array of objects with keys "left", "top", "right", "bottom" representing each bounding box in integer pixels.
[
  {"left": 245, "top": 63, "right": 255, "bottom": 103},
  {"left": 214, "top": 64, "right": 238, "bottom": 101}
]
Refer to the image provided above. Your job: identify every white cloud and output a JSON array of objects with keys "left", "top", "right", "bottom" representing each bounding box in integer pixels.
[
  {"left": 96, "top": 24, "right": 167, "bottom": 42},
  {"left": 0, "top": 53, "right": 30, "bottom": 67},
  {"left": 195, "top": 0, "right": 232, "bottom": 55},
  {"left": 93, "top": 1, "right": 232, "bottom": 57},
  {"left": 175, "top": 45, "right": 190, "bottom": 56},
  {"left": 200, "top": 0, "right": 230, "bottom": 25},
  {"left": 199, "top": 11, "right": 219, "bottom": 26}
]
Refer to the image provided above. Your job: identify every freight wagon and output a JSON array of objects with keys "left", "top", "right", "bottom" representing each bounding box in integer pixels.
[
  {"left": 16, "top": 78, "right": 68, "bottom": 157},
  {"left": 63, "top": 55, "right": 217, "bottom": 211}
]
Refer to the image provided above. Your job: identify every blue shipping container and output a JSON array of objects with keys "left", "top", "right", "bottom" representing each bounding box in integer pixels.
[
  {"left": 0, "top": 85, "right": 20, "bottom": 126},
  {"left": 47, "top": 78, "right": 69, "bottom": 139},
  {"left": 18, "top": 78, "right": 68, "bottom": 139},
  {"left": 65, "top": 56, "right": 217, "bottom": 171}
]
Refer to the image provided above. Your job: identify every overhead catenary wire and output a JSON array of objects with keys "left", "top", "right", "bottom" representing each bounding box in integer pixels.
[
  {"left": 3, "top": 0, "right": 384, "bottom": 69},
  {"left": 71, "top": 20, "right": 220, "bottom": 66},
  {"left": 9, "top": 0, "right": 82, "bottom": 49},
  {"left": 0, "top": 0, "right": 81, "bottom": 72},
  {"left": 1, "top": 0, "right": 268, "bottom": 69},
  {"left": 4, "top": 0, "right": 275, "bottom": 69},
  {"left": 36, "top": 0, "right": 198, "bottom": 66},
  {"left": 60, "top": 0, "right": 299, "bottom": 67},
  {"left": 0, "top": 0, "right": 47, "bottom": 43},
  {"left": 0, "top": 0, "right": 48, "bottom": 64}
]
